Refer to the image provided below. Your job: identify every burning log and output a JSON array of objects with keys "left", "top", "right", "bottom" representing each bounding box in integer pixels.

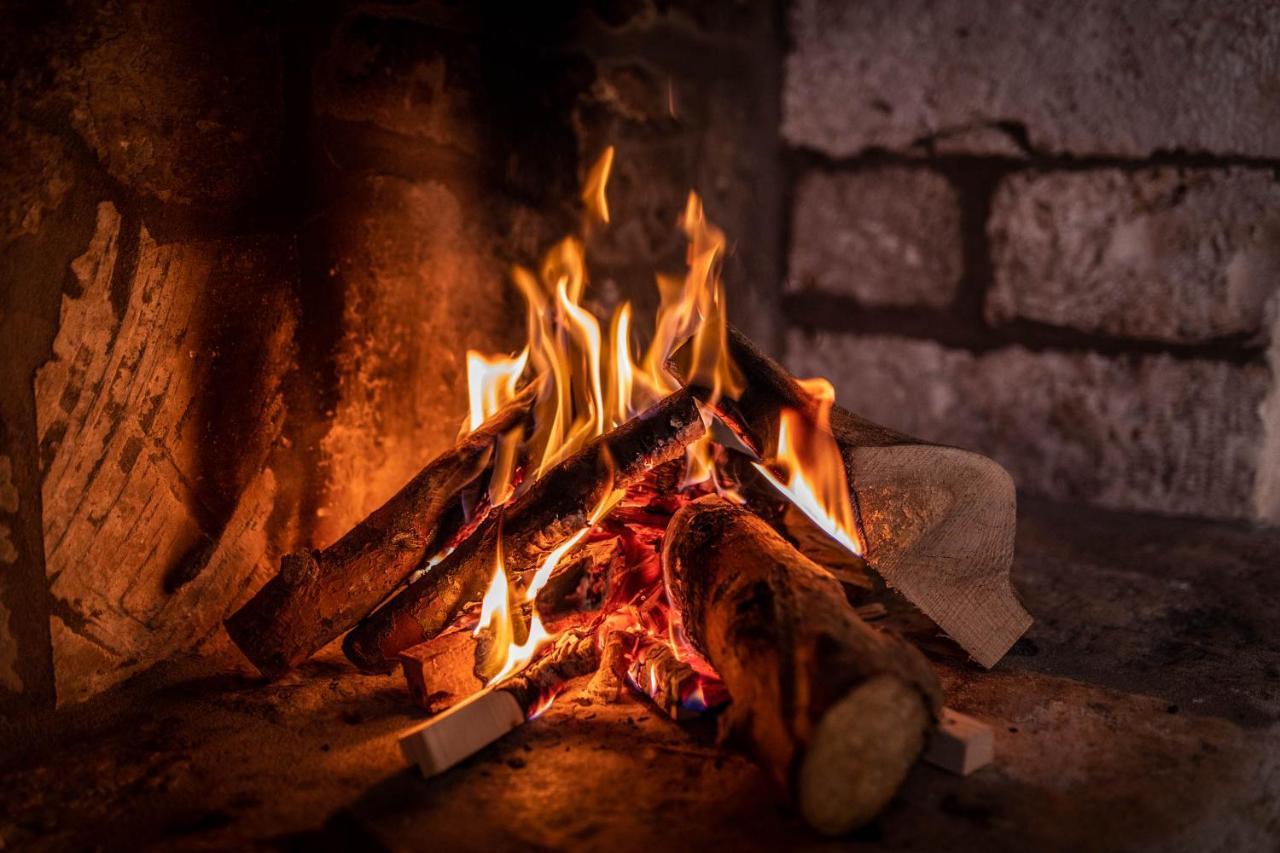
[
  {"left": 399, "top": 627, "right": 485, "bottom": 715},
  {"left": 400, "top": 535, "right": 624, "bottom": 714},
  {"left": 663, "top": 495, "right": 943, "bottom": 835},
  {"left": 224, "top": 387, "right": 536, "bottom": 677},
  {"left": 399, "top": 629, "right": 599, "bottom": 777},
  {"left": 690, "top": 327, "right": 1031, "bottom": 669},
  {"left": 343, "top": 389, "right": 705, "bottom": 672}
]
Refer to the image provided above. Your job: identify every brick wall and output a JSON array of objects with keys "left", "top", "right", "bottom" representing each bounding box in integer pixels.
[{"left": 782, "top": 0, "right": 1280, "bottom": 523}]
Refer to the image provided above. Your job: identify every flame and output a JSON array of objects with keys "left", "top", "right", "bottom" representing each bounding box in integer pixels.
[
  {"left": 581, "top": 145, "right": 614, "bottom": 224},
  {"left": 474, "top": 519, "right": 556, "bottom": 687},
  {"left": 462, "top": 348, "right": 528, "bottom": 436},
  {"left": 462, "top": 147, "right": 862, "bottom": 696},
  {"left": 753, "top": 378, "right": 864, "bottom": 556}
]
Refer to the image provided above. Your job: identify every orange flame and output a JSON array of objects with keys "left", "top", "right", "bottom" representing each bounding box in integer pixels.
[
  {"left": 464, "top": 147, "right": 861, "bottom": 692},
  {"left": 462, "top": 348, "right": 528, "bottom": 436},
  {"left": 753, "top": 378, "right": 863, "bottom": 556}
]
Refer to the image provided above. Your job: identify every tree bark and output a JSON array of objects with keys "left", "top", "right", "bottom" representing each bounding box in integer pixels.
[
  {"left": 663, "top": 495, "right": 942, "bottom": 835},
  {"left": 343, "top": 389, "right": 705, "bottom": 672},
  {"left": 224, "top": 386, "right": 536, "bottom": 677},
  {"left": 685, "top": 327, "right": 1030, "bottom": 668}
]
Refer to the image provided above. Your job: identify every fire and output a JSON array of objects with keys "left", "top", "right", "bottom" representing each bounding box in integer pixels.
[
  {"left": 753, "top": 378, "right": 864, "bottom": 556},
  {"left": 473, "top": 519, "right": 555, "bottom": 687},
  {"left": 460, "top": 146, "right": 861, "bottom": 696}
]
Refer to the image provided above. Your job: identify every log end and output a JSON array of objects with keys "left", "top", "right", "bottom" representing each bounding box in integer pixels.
[{"left": 796, "top": 673, "right": 931, "bottom": 836}]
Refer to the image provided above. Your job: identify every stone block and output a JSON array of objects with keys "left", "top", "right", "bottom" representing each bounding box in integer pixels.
[
  {"left": 789, "top": 168, "right": 962, "bottom": 308},
  {"left": 784, "top": 0, "right": 1280, "bottom": 158},
  {"left": 785, "top": 331, "right": 1276, "bottom": 521},
  {"left": 64, "top": 0, "right": 283, "bottom": 208},
  {"left": 988, "top": 168, "right": 1280, "bottom": 344}
]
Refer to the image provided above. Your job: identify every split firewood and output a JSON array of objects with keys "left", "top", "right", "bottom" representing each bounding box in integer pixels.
[
  {"left": 224, "top": 387, "right": 537, "bottom": 677},
  {"left": 663, "top": 495, "right": 943, "bottom": 835},
  {"left": 684, "top": 327, "right": 1031, "bottom": 669},
  {"left": 400, "top": 627, "right": 486, "bottom": 715},
  {"left": 399, "top": 629, "right": 599, "bottom": 777},
  {"left": 344, "top": 390, "right": 705, "bottom": 672}
]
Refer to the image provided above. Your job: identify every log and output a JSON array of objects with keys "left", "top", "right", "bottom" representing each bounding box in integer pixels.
[
  {"left": 663, "top": 495, "right": 943, "bottom": 835},
  {"left": 687, "top": 327, "right": 1031, "bottom": 669},
  {"left": 399, "top": 628, "right": 486, "bottom": 715},
  {"left": 344, "top": 390, "right": 705, "bottom": 672},
  {"left": 399, "top": 630, "right": 599, "bottom": 777},
  {"left": 223, "top": 387, "right": 536, "bottom": 677}
]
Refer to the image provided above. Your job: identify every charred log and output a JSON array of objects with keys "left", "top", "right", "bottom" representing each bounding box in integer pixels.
[
  {"left": 224, "top": 388, "right": 536, "bottom": 677},
  {"left": 343, "top": 390, "right": 705, "bottom": 672},
  {"left": 663, "top": 495, "right": 942, "bottom": 835}
]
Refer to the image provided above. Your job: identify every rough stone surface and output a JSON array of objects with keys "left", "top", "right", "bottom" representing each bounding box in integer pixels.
[
  {"left": 785, "top": 331, "right": 1274, "bottom": 521},
  {"left": 311, "top": 176, "right": 521, "bottom": 547},
  {"left": 788, "top": 168, "right": 962, "bottom": 308},
  {"left": 34, "top": 203, "right": 298, "bottom": 704},
  {"left": 1, "top": 498, "right": 1277, "bottom": 850},
  {"left": 61, "top": 0, "right": 284, "bottom": 210},
  {"left": 784, "top": 0, "right": 1280, "bottom": 158},
  {"left": 988, "top": 168, "right": 1280, "bottom": 344}
]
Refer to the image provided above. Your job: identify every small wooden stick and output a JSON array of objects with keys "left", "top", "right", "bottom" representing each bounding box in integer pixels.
[
  {"left": 399, "top": 630, "right": 599, "bottom": 777},
  {"left": 399, "top": 628, "right": 485, "bottom": 715},
  {"left": 923, "top": 708, "right": 994, "bottom": 776}
]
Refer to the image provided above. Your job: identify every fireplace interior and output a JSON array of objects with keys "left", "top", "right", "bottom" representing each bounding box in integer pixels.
[{"left": 2, "top": 1, "right": 1279, "bottom": 850}]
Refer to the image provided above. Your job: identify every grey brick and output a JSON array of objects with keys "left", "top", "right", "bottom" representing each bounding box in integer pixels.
[
  {"left": 988, "top": 168, "right": 1280, "bottom": 344},
  {"left": 785, "top": 331, "right": 1276, "bottom": 521},
  {"left": 784, "top": 0, "right": 1280, "bottom": 158},
  {"left": 788, "top": 168, "right": 962, "bottom": 308}
]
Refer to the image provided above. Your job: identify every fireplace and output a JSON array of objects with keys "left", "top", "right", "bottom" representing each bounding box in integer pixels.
[{"left": 2, "top": 1, "right": 1278, "bottom": 850}]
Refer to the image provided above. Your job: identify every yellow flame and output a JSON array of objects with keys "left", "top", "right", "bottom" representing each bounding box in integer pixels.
[
  {"left": 463, "top": 348, "right": 528, "bottom": 435},
  {"left": 581, "top": 146, "right": 614, "bottom": 224},
  {"left": 753, "top": 379, "right": 863, "bottom": 556},
  {"left": 488, "top": 425, "right": 523, "bottom": 507},
  {"left": 465, "top": 152, "right": 766, "bottom": 688}
]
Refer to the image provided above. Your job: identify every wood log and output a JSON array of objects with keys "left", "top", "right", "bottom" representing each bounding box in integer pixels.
[
  {"left": 686, "top": 327, "right": 1031, "bottom": 669},
  {"left": 344, "top": 390, "right": 705, "bottom": 672},
  {"left": 223, "top": 387, "right": 536, "bottom": 677},
  {"left": 399, "top": 627, "right": 485, "bottom": 715},
  {"left": 399, "top": 630, "right": 599, "bottom": 777},
  {"left": 663, "top": 495, "right": 943, "bottom": 835}
]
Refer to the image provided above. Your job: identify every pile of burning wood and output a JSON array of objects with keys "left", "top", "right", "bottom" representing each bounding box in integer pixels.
[{"left": 224, "top": 150, "right": 1030, "bottom": 835}]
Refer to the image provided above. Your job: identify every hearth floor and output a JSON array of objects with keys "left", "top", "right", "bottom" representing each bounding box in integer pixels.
[{"left": 2, "top": 498, "right": 1278, "bottom": 852}]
